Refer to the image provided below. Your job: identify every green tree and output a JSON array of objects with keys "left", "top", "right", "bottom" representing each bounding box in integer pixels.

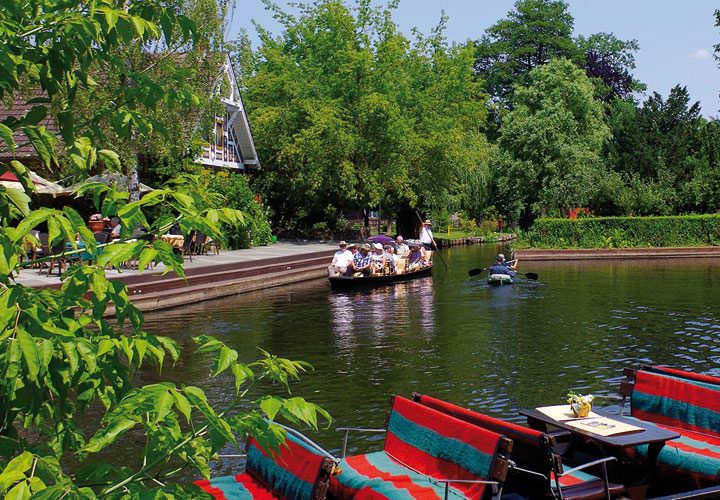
[
  {"left": 575, "top": 32, "right": 644, "bottom": 101},
  {"left": 493, "top": 58, "right": 610, "bottom": 223},
  {"left": 474, "top": 0, "right": 580, "bottom": 103},
  {"left": 235, "top": 0, "right": 490, "bottom": 233},
  {"left": 0, "top": 0, "right": 327, "bottom": 498}
]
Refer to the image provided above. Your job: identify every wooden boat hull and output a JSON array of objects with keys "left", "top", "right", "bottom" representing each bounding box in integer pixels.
[{"left": 329, "top": 264, "right": 433, "bottom": 289}]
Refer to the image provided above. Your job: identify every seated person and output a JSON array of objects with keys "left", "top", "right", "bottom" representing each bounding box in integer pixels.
[
  {"left": 489, "top": 254, "right": 517, "bottom": 277},
  {"left": 407, "top": 244, "right": 425, "bottom": 270},
  {"left": 328, "top": 241, "right": 353, "bottom": 277},
  {"left": 349, "top": 244, "right": 372, "bottom": 276},
  {"left": 384, "top": 245, "right": 399, "bottom": 273},
  {"left": 396, "top": 235, "right": 410, "bottom": 257},
  {"left": 370, "top": 243, "right": 386, "bottom": 275},
  {"left": 109, "top": 217, "right": 121, "bottom": 239}
]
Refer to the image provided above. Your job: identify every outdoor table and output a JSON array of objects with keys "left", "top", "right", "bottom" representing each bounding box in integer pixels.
[
  {"left": 520, "top": 407, "right": 680, "bottom": 497},
  {"left": 160, "top": 234, "right": 184, "bottom": 248}
]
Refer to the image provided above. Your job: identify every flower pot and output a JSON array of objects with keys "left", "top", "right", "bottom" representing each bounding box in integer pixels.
[
  {"left": 89, "top": 220, "right": 105, "bottom": 232},
  {"left": 571, "top": 402, "right": 592, "bottom": 418}
]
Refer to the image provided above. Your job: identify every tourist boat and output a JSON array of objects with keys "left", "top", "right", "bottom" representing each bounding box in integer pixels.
[
  {"left": 488, "top": 273, "right": 513, "bottom": 286},
  {"left": 328, "top": 263, "right": 433, "bottom": 289}
]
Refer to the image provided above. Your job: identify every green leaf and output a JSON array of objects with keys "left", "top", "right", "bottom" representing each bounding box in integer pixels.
[
  {"left": 0, "top": 123, "right": 15, "bottom": 155},
  {"left": 137, "top": 248, "right": 157, "bottom": 274},
  {"left": 5, "top": 480, "right": 30, "bottom": 500},
  {"left": 83, "top": 417, "right": 137, "bottom": 453},
  {"left": 171, "top": 389, "right": 191, "bottom": 423},
  {"left": 97, "top": 149, "right": 120, "bottom": 170},
  {"left": 16, "top": 329, "right": 40, "bottom": 382},
  {"left": 260, "top": 396, "right": 283, "bottom": 421},
  {"left": 22, "top": 126, "right": 56, "bottom": 169},
  {"left": 3, "top": 187, "right": 30, "bottom": 217},
  {"left": 9, "top": 161, "right": 35, "bottom": 194},
  {"left": 2, "top": 452, "right": 33, "bottom": 476},
  {"left": 212, "top": 345, "right": 237, "bottom": 376}
]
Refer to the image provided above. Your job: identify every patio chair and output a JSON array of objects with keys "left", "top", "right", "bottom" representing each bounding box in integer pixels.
[
  {"left": 195, "top": 424, "right": 340, "bottom": 500},
  {"left": 37, "top": 234, "right": 66, "bottom": 276},
  {"left": 193, "top": 231, "right": 208, "bottom": 255},
  {"left": 180, "top": 230, "right": 195, "bottom": 262}
]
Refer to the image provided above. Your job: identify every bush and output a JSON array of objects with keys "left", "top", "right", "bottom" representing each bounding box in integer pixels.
[
  {"left": 206, "top": 173, "right": 272, "bottom": 248},
  {"left": 517, "top": 215, "right": 720, "bottom": 249}
]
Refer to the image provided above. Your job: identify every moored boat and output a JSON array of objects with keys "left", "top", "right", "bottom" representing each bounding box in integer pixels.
[
  {"left": 488, "top": 273, "right": 513, "bottom": 286},
  {"left": 328, "top": 263, "right": 433, "bottom": 289}
]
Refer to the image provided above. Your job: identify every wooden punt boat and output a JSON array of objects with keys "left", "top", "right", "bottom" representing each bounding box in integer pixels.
[
  {"left": 328, "top": 263, "right": 433, "bottom": 289},
  {"left": 488, "top": 273, "right": 514, "bottom": 286}
]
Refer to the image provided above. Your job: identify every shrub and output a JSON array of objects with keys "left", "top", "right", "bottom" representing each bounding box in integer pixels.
[
  {"left": 207, "top": 173, "right": 272, "bottom": 248},
  {"left": 517, "top": 215, "right": 720, "bottom": 248}
]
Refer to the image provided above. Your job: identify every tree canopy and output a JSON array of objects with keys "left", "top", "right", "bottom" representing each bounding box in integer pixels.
[
  {"left": 236, "top": 0, "right": 491, "bottom": 231},
  {"left": 492, "top": 58, "right": 610, "bottom": 221},
  {"left": 474, "top": 0, "right": 580, "bottom": 103}
]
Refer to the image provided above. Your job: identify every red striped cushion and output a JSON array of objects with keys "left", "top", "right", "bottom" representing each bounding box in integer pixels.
[
  {"left": 415, "top": 394, "right": 543, "bottom": 447},
  {"left": 649, "top": 366, "right": 720, "bottom": 387}
]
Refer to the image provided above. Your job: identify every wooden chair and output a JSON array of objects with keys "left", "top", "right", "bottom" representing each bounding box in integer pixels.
[
  {"left": 331, "top": 395, "right": 512, "bottom": 500},
  {"left": 193, "top": 232, "right": 208, "bottom": 255},
  {"left": 195, "top": 424, "right": 340, "bottom": 500},
  {"left": 37, "top": 234, "right": 66, "bottom": 276},
  {"left": 412, "top": 393, "right": 625, "bottom": 500},
  {"left": 180, "top": 230, "right": 195, "bottom": 262}
]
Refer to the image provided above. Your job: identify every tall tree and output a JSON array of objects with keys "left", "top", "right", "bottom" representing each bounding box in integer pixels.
[
  {"left": 237, "top": 0, "right": 490, "bottom": 232},
  {"left": 576, "top": 33, "right": 643, "bottom": 101},
  {"left": 474, "top": 0, "right": 580, "bottom": 104},
  {"left": 492, "top": 58, "right": 610, "bottom": 223}
]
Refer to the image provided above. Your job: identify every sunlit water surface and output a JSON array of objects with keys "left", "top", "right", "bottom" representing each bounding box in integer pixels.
[{"left": 138, "top": 243, "right": 720, "bottom": 475}]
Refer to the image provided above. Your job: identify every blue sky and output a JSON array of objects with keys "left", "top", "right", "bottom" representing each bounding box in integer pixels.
[{"left": 231, "top": 1, "right": 719, "bottom": 117}]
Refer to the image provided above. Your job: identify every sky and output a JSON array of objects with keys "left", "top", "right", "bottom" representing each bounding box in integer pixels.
[{"left": 230, "top": 1, "right": 720, "bottom": 117}]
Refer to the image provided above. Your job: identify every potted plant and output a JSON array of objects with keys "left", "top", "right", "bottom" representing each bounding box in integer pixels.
[
  {"left": 567, "top": 391, "right": 594, "bottom": 418},
  {"left": 88, "top": 214, "right": 109, "bottom": 232}
]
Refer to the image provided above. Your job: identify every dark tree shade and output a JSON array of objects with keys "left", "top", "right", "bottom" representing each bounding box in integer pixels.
[{"left": 583, "top": 51, "right": 635, "bottom": 101}]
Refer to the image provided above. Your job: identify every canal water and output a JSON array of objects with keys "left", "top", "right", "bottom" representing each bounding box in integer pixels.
[{"left": 142, "top": 243, "right": 720, "bottom": 473}]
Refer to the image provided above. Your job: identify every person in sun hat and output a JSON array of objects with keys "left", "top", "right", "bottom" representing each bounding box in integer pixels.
[
  {"left": 328, "top": 240, "right": 353, "bottom": 277},
  {"left": 419, "top": 219, "right": 435, "bottom": 250},
  {"left": 370, "top": 242, "right": 386, "bottom": 275},
  {"left": 349, "top": 244, "right": 372, "bottom": 276}
]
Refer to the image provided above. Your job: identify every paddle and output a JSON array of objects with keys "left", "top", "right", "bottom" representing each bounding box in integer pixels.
[
  {"left": 468, "top": 267, "right": 488, "bottom": 277},
  {"left": 516, "top": 272, "right": 539, "bottom": 280}
]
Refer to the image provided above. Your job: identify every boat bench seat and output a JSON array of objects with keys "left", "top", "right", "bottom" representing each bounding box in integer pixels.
[
  {"left": 329, "top": 395, "right": 512, "bottom": 500},
  {"left": 413, "top": 393, "right": 626, "bottom": 500},
  {"left": 196, "top": 429, "right": 338, "bottom": 500},
  {"left": 621, "top": 365, "right": 720, "bottom": 490},
  {"left": 489, "top": 274, "right": 512, "bottom": 280}
]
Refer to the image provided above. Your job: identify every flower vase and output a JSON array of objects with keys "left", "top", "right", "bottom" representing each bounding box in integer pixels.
[
  {"left": 571, "top": 402, "right": 592, "bottom": 418},
  {"left": 89, "top": 220, "right": 105, "bottom": 232}
]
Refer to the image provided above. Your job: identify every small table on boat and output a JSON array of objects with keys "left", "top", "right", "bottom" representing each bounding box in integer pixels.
[{"left": 520, "top": 407, "right": 680, "bottom": 496}]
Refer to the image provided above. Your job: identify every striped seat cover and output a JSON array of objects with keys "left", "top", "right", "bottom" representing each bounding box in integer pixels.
[
  {"left": 414, "top": 394, "right": 625, "bottom": 500},
  {"left": 329, "top": 396, "right": 504, "bottom": 500},
  {"left": 196, "top": 431, "right": 327, "bottom": 500},
  {"left": 629, "top": 369, "right": 720, "bottom": 488}
]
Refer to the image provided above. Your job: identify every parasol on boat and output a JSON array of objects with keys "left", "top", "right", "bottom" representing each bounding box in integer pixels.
[{"left": 367, "top": 234, "right": 395, "bottom": 244}]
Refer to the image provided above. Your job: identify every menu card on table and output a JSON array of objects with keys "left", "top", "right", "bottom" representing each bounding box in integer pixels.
[
  {"left": 565, "top": 417, "right": 644, "bottom": 437},
  {"left": 536, "top": 405, "right": 600, "bottom": 422}
]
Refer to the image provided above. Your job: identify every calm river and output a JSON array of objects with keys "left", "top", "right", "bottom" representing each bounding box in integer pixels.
[{"left": 142, "top": 243, "right": 720, "bottom": 474}]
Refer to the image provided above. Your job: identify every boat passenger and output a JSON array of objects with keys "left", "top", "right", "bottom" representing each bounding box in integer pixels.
[
  {"left": 370, "top": 243, "right": 386, "bottom": 275},
  {"left": 396, "top": 236, "right": 409, "bottom": 257},
  {"left": 407, "top": 244, "right": 425, "bottom": 270},
  {"left": 343, "top": 243, "right": 359, "bottom": 275},
  {"left": 384, "top": 245, "right": 398, "bottom": 273},
  {"left": 328, "top": 241, "right": 353, "bottom": 277},
  {"left": 351, "top": 244, "right": 372, "bottom": 277},
  {"left": 489, "top": 254, "right": 517, "bottom": 277}
]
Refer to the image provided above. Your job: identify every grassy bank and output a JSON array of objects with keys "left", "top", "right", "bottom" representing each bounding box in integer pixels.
[{"left": 517, "top": 215, "right": 720, "bottom": 249}]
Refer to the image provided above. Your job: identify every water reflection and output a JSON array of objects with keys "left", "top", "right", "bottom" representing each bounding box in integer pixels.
[
  {"left": 329, "top": 277, "right": 436, "bottom": 344},
  {"left": 135, "top": 243, "right": 720, "bottom": 471}
]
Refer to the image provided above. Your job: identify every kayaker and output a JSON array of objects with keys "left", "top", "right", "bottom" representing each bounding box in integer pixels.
[{"left": 489, "top": 254, "right": 517, "bottom": 277}]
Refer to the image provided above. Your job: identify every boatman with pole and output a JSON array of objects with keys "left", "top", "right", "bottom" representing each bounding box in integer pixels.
[{"left": 419, "top": 220, "right": 434, "bottom": 250}]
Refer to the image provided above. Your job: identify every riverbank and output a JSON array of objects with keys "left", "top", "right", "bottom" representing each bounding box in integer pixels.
[
  {"left": 515, "top": 246, "right": 720, "bottom": 261},
  {"left": 16, "top": 242, "right": 336, "bottom": 315},
  {"left": 435, "top": 233, "right": 516, "bottom": 247}
]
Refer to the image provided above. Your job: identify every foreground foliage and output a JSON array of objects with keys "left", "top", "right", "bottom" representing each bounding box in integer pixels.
[
  {"left": 0, "top": 0, "right": 329, "bottom": 498},
  {"left": 517, "top": 215, "right": 720, "bottom": 249}
]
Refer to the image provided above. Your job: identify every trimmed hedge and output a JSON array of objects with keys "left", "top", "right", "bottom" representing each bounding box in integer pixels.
[{"left": 517, "top": 215, "right": 720, "bottom": 249}]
